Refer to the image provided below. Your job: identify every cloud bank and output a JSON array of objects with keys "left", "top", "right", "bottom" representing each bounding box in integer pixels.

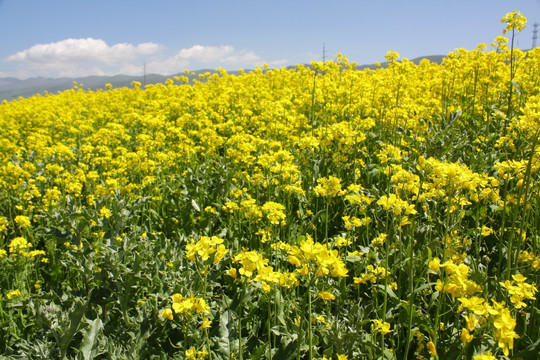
[{"left": 3, "top": 38, "right": 282, "bottom": 79}]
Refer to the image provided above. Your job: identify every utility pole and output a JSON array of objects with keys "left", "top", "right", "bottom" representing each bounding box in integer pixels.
[
  {"left": 322, "top": 43, "right": 327, "bottom": 62},
  {"left": 533, "top": 23, "right": 538, "bottom": 49}
]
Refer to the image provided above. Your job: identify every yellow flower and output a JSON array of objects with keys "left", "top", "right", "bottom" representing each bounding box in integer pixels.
[
  {"left": 480, "top": 225, "right": 494, "bottom": 237},
  {"left": 427, "top": 341, "right": 437, "bottom": 356},
  {"left": 473, "top": 352, "right": 497, "bottom": 360},
  {"left": 372, "top": 319, "right": 392, "bottom": 335},
  {"left": 161, "top": 308, "right": 173, "bottom": 320},
  {"left": 460, "top": 328, "right": 474, "bottom": 342},
  {"left": 429, "top": 257, "right": 441, "bottom": 272},
  {"left": 8, "top": 237, "right": 32, "bottom": 256},
  {"left": 298, "top": 265, "right": 310, "bottom": 276},
  {"left": 500, "top": 273, "right": 538, "bottom": 309},
  {"left": 204, "top": 206, "right": 216, "bottom": 214},
  {"left": 465, "top": 313, "right": 479, "bottom": 332},
  {"left": 185, "top": 347, "right": 197, "bottom": 360},
  {"left": 227, "top": 268, "right": 237, "bottom": 279},
  {"left": 7, "top": 289, "right": 22, "bottom": 300},
  {"left": 317, "top": 291, "right": 335, "bottom": 302},
  {"left": 261, "top": 201, "right": 286, "bottom": 225},
  {"left": 200, "top": 317, "right": 212, "bottom": 330},
  {"left": 0, "top": 217, "right": 8, "bottom": 232},
  {"left": 314, "top": 176, "right": 345, "bottom": 197},
  {"left": 371, "top": 233, "right": 387, "bottom": 247},
  {"left": 384, "top": 50, "right": 400, "bottom": 62},
  {"left": 14, "top": 215, "right": 31, "bottom": 228},
  {"left": 214, "top": 244, "right": 228, "bottom": 264},
  {"left": 194, "top": 298, "right": 210, "bottom": 314},
  {"left": 458, "top": 296, "right": 488, "bottom": 316},
  {"left": 185, "top": 235, "right": 228, "bottom": 264},
  {"left": 492, "top": 306, "right": 519, "bottom": 356},
  {"left": 501, "top": 10, "right": 527, "bottom": 34},
  {"left": 99, "top": 207, "right": 112, "bottom": 219}
]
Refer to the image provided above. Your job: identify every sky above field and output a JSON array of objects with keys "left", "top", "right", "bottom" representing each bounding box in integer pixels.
[{"left": 0, "top": 0, "right": 539, "bottom": 79}]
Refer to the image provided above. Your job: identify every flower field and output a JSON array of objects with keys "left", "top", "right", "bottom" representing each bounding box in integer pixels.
[{"left": 1, "top": 11, "right": 539, "bottom": 360}]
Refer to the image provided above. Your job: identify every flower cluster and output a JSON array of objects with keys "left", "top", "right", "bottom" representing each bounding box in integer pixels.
[
  {"left": 274, "top": 236, "right": 349, "bottom": 278},
  {"left": 161, "top": 293, "right": 210, "bottom": 321},
  {"left": 434, "top": 259, "right": 482, "bottom": 298},
  {"left": 185, "top": 235, "right": 228, "bottom": 265}
]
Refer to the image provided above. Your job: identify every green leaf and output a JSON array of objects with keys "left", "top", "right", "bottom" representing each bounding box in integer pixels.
[
  {"left": 512, "top": 337, "right": 540, "bottom": 360},
  {"left": 374, "top": 284, "right": 399, "bottom": 301},
  {"left": 59, "top": 299, "right": 89, "bottom": 360},
  {"left": 217, "top": 310, "right": 234, "bottom": 358},
  {"left": 78, "top": 318, "right": 103, "bottom": 360}
]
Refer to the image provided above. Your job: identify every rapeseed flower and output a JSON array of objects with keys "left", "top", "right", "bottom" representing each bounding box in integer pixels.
[
  {"left": 372, "top": 319, "right": 392, "bottom": 335},
  {"left": 261, "top": 201, "right": 286, "bottom": 225},
  {"left": 7, "top": 289, "right": 22, "bottom": 300},
  {"left": 0, "top": 217, "right": 8, "bottom": 232},
  {"left": 460, "top": 328, "right": 474, "bottom": 342},
  {"left": 8, "top": 237, "right": 32, "bottom": 256},
  {"left": 501, "top": 10, "right": 527, "bottom": 34},
  {"left": 480, "top": 225, "right": 494, "bottom": 237},
  {"left": 199, "top": 317, "right": 212, "bottom": 330},
  {"left": 314, "top": 176, "right": 345, "bottom": 197},
  {"left": 492, "top": 306, "right": 518, "bottom": 356},
  {"left": 14, "top": 215, "right": 31, "bottom": 228},
  {"left": 435, "top": 260, "right": 482, "bottom": 298},
  {"left": 185, "top": 235, "right": 228, "bottom": 264},
  {"left": 428, "top": 257, "right": 441, "bottom": 272},
  {"left": 500, "top": 273, "right": 537, "bottom": 309},
  {"left": 170, "top": 294, "right": 209, "bottom": 316},
  {"left": 99, "top": 207, "right": 112, "bottom": 219},
  {"left": 161, "top": 308, "right": 173, "bottom": 321},
  {"left": 427, "top": 341, "right": 437, "bottom": 356},
  {"left": 317, "top": 291, "right": 335, "bottom": 302}
]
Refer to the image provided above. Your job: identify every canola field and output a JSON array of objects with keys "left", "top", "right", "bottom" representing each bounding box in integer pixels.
[{"left": 0, "top": 11, "right": 538, "bottom": 360}]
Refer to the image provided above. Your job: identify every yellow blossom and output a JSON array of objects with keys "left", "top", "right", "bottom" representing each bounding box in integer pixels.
[
  {"left": 7, "top": 289, "right": 22, "bottom": 300},
  {"left": 14, "top": 215, "right": 31, "bottom": 228},
  {"left": 161, "top": 308, "right": 173, "bottom": 320},
  {"left": 317, "top": 291, "right": 335, "bottom": 302},
  {"left": 372, "top": 319, "right": 392, "bottom": 335}
]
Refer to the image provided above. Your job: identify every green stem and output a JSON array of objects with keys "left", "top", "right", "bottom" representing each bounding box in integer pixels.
[
  {"left": 268, "top": 296, "right": 273, "bottom": 360},
  {"left": 308, "top": 284, "right": 313, "bottom": 360},
  {"left": 506, "top": 29, "right": 515, "bottom": 121},
  {"left": 403, "top": 230, "right": 415, "bottom": 360},
  {"left": 238, "top": 286, "right": 244, "bottom": 360},
  {"left": 381, "top": 218, "right": 391, "bottom": 359},
  {"left": 206, "top": 329, "right": 212, "bottom": 360},
  {"left": 325, "top": 200, "right": 329, "bottom": 244}
]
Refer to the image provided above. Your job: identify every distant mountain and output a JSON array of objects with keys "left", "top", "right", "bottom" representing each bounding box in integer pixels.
[
  {"left": 0, "top": 70, "right": 215, "bottom": 102},
  {"left": 0, "top": 55, "right": 445, "bottom": 102}
]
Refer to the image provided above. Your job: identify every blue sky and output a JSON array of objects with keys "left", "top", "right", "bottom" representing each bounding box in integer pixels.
[{"left": 0, "top": 0, "right": 539, "bottom": 79}]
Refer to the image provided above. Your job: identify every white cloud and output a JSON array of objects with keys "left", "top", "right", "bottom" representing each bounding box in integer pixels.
[
  {"left": 176, "top": 45, "right": 235, "bottom": 61},
  {"left": 3, "top": 40, "right": 284, "bottom": 78},
  {"left": 6, "top": 38, "right": 161, "bottom": 64},
  {"left": 3, "top": 38, "right": 162, "bottom": 78},
  {"left": 146, "top": 45, "right": 266, "bottom": 75}
]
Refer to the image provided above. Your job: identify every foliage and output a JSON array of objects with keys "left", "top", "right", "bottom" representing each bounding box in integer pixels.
[{"left": 0, "top": 12, "right": 539, "bottom": 360}]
